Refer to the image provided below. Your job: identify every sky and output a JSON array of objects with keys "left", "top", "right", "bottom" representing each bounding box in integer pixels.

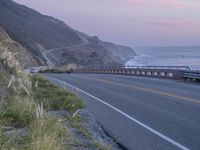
[{"left": 14, "top": 0, "right": 200, "bottom": 47}]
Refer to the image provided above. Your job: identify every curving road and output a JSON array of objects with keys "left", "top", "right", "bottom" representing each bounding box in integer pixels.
[
  {"left": 45, "top": 73, "right": 200, "bottom": 150},
  {"left": 42, "top": 42, "right": 88, "bottom": 67}
]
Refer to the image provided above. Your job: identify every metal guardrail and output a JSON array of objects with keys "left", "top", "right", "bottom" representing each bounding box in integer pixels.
[
  {"left": 183, "top": 71, "right": 200, "bottom": 81},
  {"left": 125, "top": 66, "right": 191, "bottom": 71},
  {"left": 74, "top": 66, "right": 200, "bottom": 81},
  {"left": 87, "top": 66, "right": 190, "bottom": 71},
  {"left": 37, "top": 65, "right": 199, "bottom": 82},
  {"left": 73, "top": 66, "right": 191, "bottom": 80}
]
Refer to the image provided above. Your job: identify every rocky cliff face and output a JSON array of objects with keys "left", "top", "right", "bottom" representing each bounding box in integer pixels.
[
  {"left": 0, "top": 27, "right": 38, "bottom": 69},
  {"left": 0, "top": 0, "right": 136, "bottom": 67}
]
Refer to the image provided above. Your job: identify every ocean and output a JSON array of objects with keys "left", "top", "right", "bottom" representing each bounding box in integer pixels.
[{"left": 125, "top": 47, "right": 200, "bottom": 70}]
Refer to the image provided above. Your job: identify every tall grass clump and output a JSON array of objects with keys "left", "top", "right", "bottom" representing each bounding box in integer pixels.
[
  {"left": 0, "top": 96, "right": 36, "bottom": 127},
  {"left": 29, "top": 113, "right": 70, "bottom": 150}
]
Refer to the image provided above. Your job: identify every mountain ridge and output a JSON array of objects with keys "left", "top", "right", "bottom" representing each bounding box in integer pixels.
[{"left": 0, "top": 0, "right": 136, "bottom": 67}]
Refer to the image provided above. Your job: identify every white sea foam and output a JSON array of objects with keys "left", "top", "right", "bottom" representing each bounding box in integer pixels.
[
  {"left": 125, "top": 54, "right": 153, "bottom": 66},
  {"left": 125, "top": 47, "right": 200, "bottom": 70}
]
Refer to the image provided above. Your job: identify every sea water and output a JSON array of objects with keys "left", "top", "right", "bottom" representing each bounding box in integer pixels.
[{"left": 126, "top": 47, "right": 200, "bottom": 70}]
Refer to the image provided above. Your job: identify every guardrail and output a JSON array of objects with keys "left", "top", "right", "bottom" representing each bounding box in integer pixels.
[
  {"left": 73, "top": 66, "right": 191, "bottom": 80},
  {"left": 38, "top": 65, "right": 199, "bottom": 82},
  {"left": 125, "top": 66, "right": 191, "bottom": 71},
  {"left": 183, "top": 71, "right": 200, "bottom": 81}
]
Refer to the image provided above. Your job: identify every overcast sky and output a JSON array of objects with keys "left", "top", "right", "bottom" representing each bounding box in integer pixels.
[{"left": 14, "top": 0, "right": 200, "bottom": 47}]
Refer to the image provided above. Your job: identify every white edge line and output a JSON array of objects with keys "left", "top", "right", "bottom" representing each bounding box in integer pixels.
[{"left": 48, "top": 77, "right": 190, "bottom": 150}]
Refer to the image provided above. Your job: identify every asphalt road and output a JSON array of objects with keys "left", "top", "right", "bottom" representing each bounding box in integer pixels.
[{"left": 45, "top": 73, "right": 200, "bottom": 150}]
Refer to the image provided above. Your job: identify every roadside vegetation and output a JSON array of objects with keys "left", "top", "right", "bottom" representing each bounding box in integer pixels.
[
  {"left": 39, "top": 68, "right": 66, "bottom": 74},
  {"left": 0, "top": 56, "right": 114, "bottom": 150},
  {"left": 0, "top": 69, "right": 73, "bottom": 149},
  {"left": 38, "top": 64, "right": 82, "bottom": 74}
]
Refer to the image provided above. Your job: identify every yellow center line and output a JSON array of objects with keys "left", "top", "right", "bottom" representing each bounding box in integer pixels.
[{"left": 77, "top": 76, "right": 200, "bottom": 104}]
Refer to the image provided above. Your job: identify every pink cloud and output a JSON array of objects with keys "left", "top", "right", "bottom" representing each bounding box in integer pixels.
[
  {"left": 147, "top": 20, "right": 200, "bottom": 28},
  {"left": 125, "top": 0, "right": 188, "bottom": 8}
]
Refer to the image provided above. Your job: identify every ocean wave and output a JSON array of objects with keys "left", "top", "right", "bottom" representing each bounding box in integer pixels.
[
  {"left": 125, "top": 47, "right": 200, "bottom": 70},
  {"left": 125, "top": 54, "right": 154, "bottom": 66}
]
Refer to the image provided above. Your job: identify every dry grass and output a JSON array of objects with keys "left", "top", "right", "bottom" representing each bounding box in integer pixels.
[{"left": 29, "top": 113, "right": 71, "bottom": 150}]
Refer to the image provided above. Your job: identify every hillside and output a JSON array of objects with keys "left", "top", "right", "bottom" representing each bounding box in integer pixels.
[
  {"left": 0, "top": 55, "right": 117, "bottom": 150},
  {"left": 0, "top": 27, "right": 38, "bottom": 69},
  {"left": 0, "top": 26, "right": 118, "bottom": 150},
  {"left": 0, "top": 0, "right": 136, "bottom": 67}
]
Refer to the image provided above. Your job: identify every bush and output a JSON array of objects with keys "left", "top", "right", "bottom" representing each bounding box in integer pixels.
[
  {"left": 39, "top": 69, "right": 72, "bottom": 74},
  {"left": 39, "top": 69, "right": 63, "bottom": 73}
]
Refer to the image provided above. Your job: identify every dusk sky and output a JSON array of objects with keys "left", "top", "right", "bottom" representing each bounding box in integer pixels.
[{"left": 14, "top": 0, "right": 200, "bottom": 47}]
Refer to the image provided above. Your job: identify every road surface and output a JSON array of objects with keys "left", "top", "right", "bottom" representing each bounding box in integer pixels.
[{"left": 45, "top": 73, "right": 200, "bottom": 150}]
